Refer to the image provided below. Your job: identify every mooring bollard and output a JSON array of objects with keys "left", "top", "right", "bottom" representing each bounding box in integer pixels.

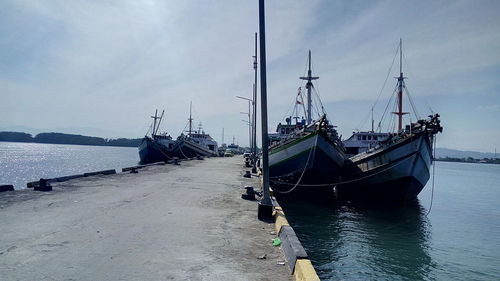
[
  {"left": 173, "top": 158, "right": 180, "bottom": 165},
  {"left": 243, "top": 171, "right": 251, "bottom": 178},
  {"left": 130, "top": 168, "right": 138, "bottom": 174},
  {"left": 34, "top": 178, "right": 52, "bottom": 192},
  {"left": 241, "top": 186, "right": 256, "bottom": 200},
  {"left": 197, "top": 155, "right": 204, "bottom": 160}
]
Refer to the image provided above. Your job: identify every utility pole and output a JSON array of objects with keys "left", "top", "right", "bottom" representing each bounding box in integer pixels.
[
  {"left": 257, "top": 0, "right": 273, "bottom": 220},
  {"left": 252, "top": 32, "right": 258, "bottom": 173}
]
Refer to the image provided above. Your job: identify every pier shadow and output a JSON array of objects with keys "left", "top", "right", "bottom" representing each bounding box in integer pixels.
[{"left": 277, "top": 197, "right": 435, "bottom": 280}]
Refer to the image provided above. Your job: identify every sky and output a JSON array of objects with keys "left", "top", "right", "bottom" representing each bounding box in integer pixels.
[{"left": 1, "top": 0, "right": 499, "bottom": 152}]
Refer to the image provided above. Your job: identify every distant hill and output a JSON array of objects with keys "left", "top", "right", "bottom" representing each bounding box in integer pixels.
[
  {"left": 435, "top": 147, "right": 497, "bottom": 159},
  {"left": 0, "top": 131, "right": 141, "bottom": 147}
]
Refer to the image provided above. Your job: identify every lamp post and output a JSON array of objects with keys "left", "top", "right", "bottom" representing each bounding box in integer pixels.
[
  {"left": 252, "top": 32, "right": 258, "bottom": 174},
  {"left": 236, "top": 96, "right": 253, "bottom": 157},
  {"left": 257, "top": 0, "right": 273, "bottom": 220}
]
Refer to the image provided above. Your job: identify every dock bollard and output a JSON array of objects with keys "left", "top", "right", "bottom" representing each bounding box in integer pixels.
[
  {"left": 196, "top": 155, "right": 204, "bottom": 160},
  {"left": 173, "top": 158, "right": 180, "bottom": 165},
  {"left": 241, "top": 186, "right": 256, "bottom": 200},
  {"left": 130, "top": 168, "right": 138, "bottom": 174},
  {"left": 34, "top": 178, "right": 52, "bottom": 192},
  {"left": 243, "top": 171, "right": 251, "bottom": 178}
]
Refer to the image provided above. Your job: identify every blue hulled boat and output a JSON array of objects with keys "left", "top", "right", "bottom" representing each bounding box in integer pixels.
[
  {"left": 268, "top": 51, "right": 346, "bottom": 196},
  {"left": 138, "top": 110, "right": 175, "bottom": 164}
]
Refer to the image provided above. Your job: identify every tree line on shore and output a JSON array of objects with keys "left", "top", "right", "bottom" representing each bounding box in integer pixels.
[
  {"left": 436, "top": 156, "right": 500, "bottom": 165},
  {"left": 0, "top": 131, "right": 141, "bottom": 147}
]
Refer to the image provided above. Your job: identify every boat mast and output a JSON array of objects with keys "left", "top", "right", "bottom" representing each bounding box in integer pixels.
[
  {"left": 393, "top": 39, "right": 408, "bottom": 131},
  {"left": 300, "top": 50, "right": 319, "bottom": 125},
  {"left": 154, "top": 110, "right": 165, "bottom": 135},
  {"left": 151, "top": 109, "right": 158, "bottom": 136},
  {"left": 371, "top": 106, "right": 374, "bottom": 133},
  {"left": 188, "top": 102, "right": 193, "bottom": 136}
]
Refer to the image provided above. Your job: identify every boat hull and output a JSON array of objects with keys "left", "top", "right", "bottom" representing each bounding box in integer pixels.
[
  {"left": 336, "top": 132, "right": 433, "bottom": 202},
  {"left": 269, "top": 132, "right": 345, "bottom": 195},
  {"left": 173, "top": 139, "right": 217, "bottom": 159},
  {"left": 138, "top": 137, "right": 173, "bottom": 164}
]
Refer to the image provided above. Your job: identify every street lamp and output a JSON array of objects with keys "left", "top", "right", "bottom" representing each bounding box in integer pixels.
[{"left": 236, "top": 95, "right": 254, "bottom": 159}]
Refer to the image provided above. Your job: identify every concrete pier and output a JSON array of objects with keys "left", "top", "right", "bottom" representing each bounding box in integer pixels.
[{"left": 0, "top": 157, "right": 290, "bottom": 281}]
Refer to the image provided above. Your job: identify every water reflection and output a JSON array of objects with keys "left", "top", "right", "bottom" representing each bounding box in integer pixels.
[{"left": 278, "top": 197, "right": 435, "bottom": 280}]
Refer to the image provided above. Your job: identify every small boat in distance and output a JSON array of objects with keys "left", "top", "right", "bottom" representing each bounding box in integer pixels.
[
  {"left": 172, "top": 103, "right": 218, "bottom": 158},
  {"left": 138, "top": 109, "right": 175, "bottom": 164},
  {"left": 336, "top": 40, "right": 443, "bottom": 203},
  {"left": 268, "top": 51, "right": 346, "bottom": 196}
]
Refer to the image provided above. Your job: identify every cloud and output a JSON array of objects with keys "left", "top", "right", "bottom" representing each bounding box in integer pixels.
[
  {"left": 477, "top": 104, "right": 500, "bottom": 112},
  {"left": 1, "top": 0, "right": 499, "bottom": 150}
]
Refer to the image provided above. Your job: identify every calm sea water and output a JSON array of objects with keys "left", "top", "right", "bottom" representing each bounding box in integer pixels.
[
  {"left": 0, "top": 142, "right": 139, "bottom": 189},
  {"left": 279, "top": 161, "right": 500, "bottom": 280}
]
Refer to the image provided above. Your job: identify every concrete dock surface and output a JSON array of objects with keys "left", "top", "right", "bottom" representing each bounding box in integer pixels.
[{"left": 0, "top": 157, "right": 291, "bottom": 281}]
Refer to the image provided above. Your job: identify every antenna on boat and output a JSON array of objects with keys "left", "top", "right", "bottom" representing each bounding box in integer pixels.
[
  {"left": 371, "top": 106, "right": 374, "bottom": 133},
  {"left": 188, "top": 102, "right": 193, "bottom": 136},
  {"left": 222, "top": 127, "right": 224, "bottom": 145},
  {"left": 392, "top": 38, "right": 409, "bottom": 131},
  {"left": 300, "top": 50, "right": 319, "bottom": 125}
]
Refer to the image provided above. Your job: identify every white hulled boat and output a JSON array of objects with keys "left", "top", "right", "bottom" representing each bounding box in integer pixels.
[{"left": 173, "top": 103, "right": 218, "bottom": 158}]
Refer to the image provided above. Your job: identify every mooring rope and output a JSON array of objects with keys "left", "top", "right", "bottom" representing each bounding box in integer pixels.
[
  {"left": 270, "top": 146, "right": 417, "bottom": 189},
  {"left": 425, "top": 135, "right": 437, "bottom": 217},
  {"left": 177, "top": 139, "right": 190, "bottom": 159},
  {"left": 272, "top": 135, "right": 318, "bottom": 194},
  {"left": 158, "top": 145, "right": 173, "bottom": 160}
]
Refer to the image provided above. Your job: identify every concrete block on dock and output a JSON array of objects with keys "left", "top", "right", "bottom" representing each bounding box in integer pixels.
[
  {"left": 0, "top": 185, "right": 15, "bottom": 192},
  {"left": 122, "top": 166, "right": 140, "bottom": 172},
  {"left": 293, "top": 260, "right": 320, "bottom": 281},
  {"left": 279, "top": 225, "right": 308, "bottom": 273},
  {"left": 54, "top": 174, "right": 85, "bottom": 182},
  {"left": 84, "top": 169, "right": 116, "bottom": 177}
]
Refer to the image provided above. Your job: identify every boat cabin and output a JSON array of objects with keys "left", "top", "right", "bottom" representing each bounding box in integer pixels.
[
  {"left": 187, "top": 129, "right": 218, "bottom": 153},
  {"left": 153, "top": 134, "right": 175, "bottom": 149},
  {"left": 342, "top": 131, "right": 390, "bottom": 156},
  {"left": 269, "top": 117, "right": 306, "bottom": 143}
]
